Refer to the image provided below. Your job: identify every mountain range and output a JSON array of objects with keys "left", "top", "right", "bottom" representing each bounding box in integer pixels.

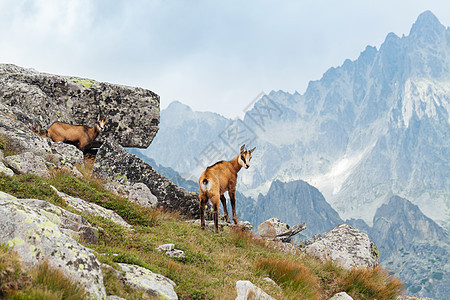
[{"left": 139, "top": 11, "right": 449, "bottom": 231}]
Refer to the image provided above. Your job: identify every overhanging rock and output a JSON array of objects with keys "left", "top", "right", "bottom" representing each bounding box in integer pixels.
[{"left": 0, "top": 64, "right": 159, "bottom": 148}]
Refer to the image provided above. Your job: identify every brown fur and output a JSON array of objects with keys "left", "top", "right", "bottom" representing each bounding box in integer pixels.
[
  {"left": 198, "top": 144, "right": 255, "bottom": 233},
  {"left": 47, "top": 117, "right": 106, "bottom": 152}
]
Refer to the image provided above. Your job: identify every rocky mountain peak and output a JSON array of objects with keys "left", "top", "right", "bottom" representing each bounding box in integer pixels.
[{"left": 409, "top": 10, "right": 446, "bottom": 38}]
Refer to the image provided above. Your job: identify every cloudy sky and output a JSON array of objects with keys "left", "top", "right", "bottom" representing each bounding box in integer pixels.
[{"left": 1, "top": 0, "right": 450, "bottom": 118}]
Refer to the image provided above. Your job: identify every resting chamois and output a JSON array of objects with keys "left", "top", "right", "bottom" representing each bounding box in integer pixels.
[
  {"left": 198, "top": 144, "right": 255, "bottom": 233},
  {"left": 47, "top": 116, "right": 106, "bottom": 152}
]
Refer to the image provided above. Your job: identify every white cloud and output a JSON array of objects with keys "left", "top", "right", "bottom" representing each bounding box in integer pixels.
[{"left": 1, "top": 0, "right": 450, "bottom": 117}]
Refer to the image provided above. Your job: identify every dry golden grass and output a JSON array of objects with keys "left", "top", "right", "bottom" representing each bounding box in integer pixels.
[{"left": 341, "top": 266, "right": 404, "bottom": 300}]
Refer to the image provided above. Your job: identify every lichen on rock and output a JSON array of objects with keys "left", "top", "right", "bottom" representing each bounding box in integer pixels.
[{"left": 0, "top": 191, "right": 106, "bottom": 299}]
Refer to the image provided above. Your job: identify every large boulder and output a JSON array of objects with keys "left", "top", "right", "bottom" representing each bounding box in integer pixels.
[
  {"left": 0, "top": 64, "right": 159, "bottom": 148},
  {"left": 0, "top": 191, "right": 106, "bottom": 299},
  {"left": 303, "top": 224, "right": 379, "bottom": 270},
  {"left": 93, "top": 140, "right": 200, "bottom": 218}
]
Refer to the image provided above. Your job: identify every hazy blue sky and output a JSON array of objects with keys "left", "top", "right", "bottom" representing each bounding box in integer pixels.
[{"left": 1, "top": 0, "right": 450, "bottom": 117}]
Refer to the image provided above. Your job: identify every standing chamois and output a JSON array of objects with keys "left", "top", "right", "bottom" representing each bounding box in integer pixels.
[
  {"left": 46, "top": 116, "right": 106, "bottom": 152},
  {"left": 198, "top": 144, "right": 256, "bottom": 233}
]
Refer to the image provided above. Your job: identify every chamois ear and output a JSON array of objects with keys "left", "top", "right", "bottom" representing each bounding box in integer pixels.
[
  {"left": 249, "top": 147, "right": 256, "bottom": 153},
  {"left": 240, "top": 144, "right": 246, "bottom": 153}
]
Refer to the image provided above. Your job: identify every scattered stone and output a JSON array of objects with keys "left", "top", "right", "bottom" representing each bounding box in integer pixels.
[
  {"left": 235, "top": 280, "right": 275, "bottom": 300},
  {"left": 257, "top": 218, "right": 290, "bottom": 239},
  {"left": 328, "top": 292, "right": 354, "bottom": 300},
  {"left": 0, "top": 191, "right": 106, "bottom": 299},
  {"left": 4, "top": 151, "right": 50, "bottom": 178},
  {"left": 93, "top": 140, "right": 200, "bottom": 217},
  {"left": 50, "top": 186, "right": 132, "bottom": 229},
  {"left": 157, "top": 243, "right": 175, "bottom": 252},
  {"left": 118, "top": 263, "right": 178, "bottom": 300},
  {"left": 303, "top": 224, "right": 379, "bottom": 270},
  {"left": 157, "top": 244, "right": 186, "bottom": 259},
  {"left": 0, "top": 161, "right": 14, "bottom": 176}
]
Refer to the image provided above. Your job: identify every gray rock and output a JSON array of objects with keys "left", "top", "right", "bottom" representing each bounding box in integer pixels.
[
  {"left": 93, "top": 140, "right": 200, "bottom": 218},
  {"left": 157, "top": 244, "right": 185, "bottom": 258},
  {"left": 0, "top": 191, "right": 106, "bottom": 299},
  {"left": 13, "top": 197, "right": 99, "bottom": 245},
  {"left": 4, "top": 151, "right": 50, "bottom": 177},
  {"left": 257, "top": 218, "right": 289, "bottom": 239},
  {"left": 157, "top": 244, "right": 175, "bottom": 252},
  {"left": 0, "top": 64, "right": 159, "bottom": 148},
  {"left": 0, "top": 112, "right": 51, "bottom": 156},
  {"left": 328, "top": 292, "right": 354, "bottom": 300},
  {"left": 0, "top": 161, "right": 14, "bottom": 176},
  {"left": 51, "top": 186, "right": 132, "bottom": 230},
  {"left": 128, "top": 182, "right": 158, "bottom": 208},
  {"left": 49, "top": 141, "right": 84, "bottom": 167},
  {"left": 304, "top": 224, "right": 379, "bottom": 270},
  {"left": 235, "top": 280, "right": 275, "bottom": 300},
  {"left": 118, "top": 263, "right": 177, "bottom": 300}
]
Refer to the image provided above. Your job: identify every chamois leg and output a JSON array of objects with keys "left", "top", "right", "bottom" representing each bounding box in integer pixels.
[
  {"left": 199, "top": 192, "right": 208, "bottom": 230},
  {"left": 220, "top": 195, "right": 230, "bottom": 223},
  {"left": 229, "top": 191, "right": 238, "bottom": 225},
  {"left": 211, "top": 195, "right": 220, "bottom": 233}
]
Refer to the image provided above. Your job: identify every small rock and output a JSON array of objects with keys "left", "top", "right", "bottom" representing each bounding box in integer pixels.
[
  {"left": 157, "top": 244, "right": 186, "bottom": 258},
  {"left": 157, "top": 244, "right": 175, "bottom": 252},
  {"left": 119, "top": 263, "right": 177, "bottom": 300},
  {"left": 128, "top": 182, "right": 158, "bottom": 208},
  {"left": 0, "top": 161, "right": 14, "bottom": 176},
  {"left": 235, "top": 280, "right": 275, "bottom": 300},
  {"left": 257, "top": 218, "right": 289, "bottom": 239},
  {"left": 329, "top": 292, "right": 354, "bottom": 300},
  {"left": 4, "top": 151, "right": 50, "bottom": 177}
]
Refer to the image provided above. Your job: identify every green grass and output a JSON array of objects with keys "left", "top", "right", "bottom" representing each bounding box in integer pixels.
[{"left": 0, "top": 167, "right": 405, "bottom": 299}]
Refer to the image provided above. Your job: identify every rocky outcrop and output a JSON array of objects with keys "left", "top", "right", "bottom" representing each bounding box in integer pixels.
[
  {"left": 93, "top": 140, "right": 200, "bottom": 218},
  {"left": 0, "top": 64, "right": 159, "bottom": 148},
  {"left": 304, "top": 224, "right": 379, "bottom": 270},
  {"left": 0, "top": 191, "right": 106, "bottom": 299}
]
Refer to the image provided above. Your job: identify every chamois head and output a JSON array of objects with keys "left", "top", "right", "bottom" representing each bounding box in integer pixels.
[
  {"left": 238, "top": 144, "right": 256, "bottom": 169},
  {"left": 96, "top": 115, "right": 107, "bottom": 132}
]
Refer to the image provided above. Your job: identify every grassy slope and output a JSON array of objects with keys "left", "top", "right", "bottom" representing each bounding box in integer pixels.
[{"left": 0, "top": 157, "right": 404, "bottom": 299}]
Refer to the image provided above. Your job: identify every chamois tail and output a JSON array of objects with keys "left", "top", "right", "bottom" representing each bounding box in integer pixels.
[{"left": 200, "top": 178, "right": 211, "bottom": 192}]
